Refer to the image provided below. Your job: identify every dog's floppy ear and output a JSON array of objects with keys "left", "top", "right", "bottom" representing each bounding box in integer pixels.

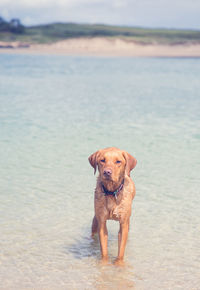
[
  {"left": 123, "top": 151, "right": 137, "bottom": 176},
  {"left": 88, "top": 150, "right": 100, "bottom": 174}
]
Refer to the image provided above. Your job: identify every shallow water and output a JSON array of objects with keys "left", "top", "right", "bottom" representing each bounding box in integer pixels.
[{"left": 0, "top": 54, "right": 200, "bottom": 289}]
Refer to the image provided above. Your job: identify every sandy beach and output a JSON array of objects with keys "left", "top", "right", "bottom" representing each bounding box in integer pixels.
[{"left": 1, "top": 37, "right": 200, "bottom": 57}]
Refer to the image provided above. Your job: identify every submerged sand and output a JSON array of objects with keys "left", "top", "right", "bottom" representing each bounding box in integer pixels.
[{"left": 0, "top": 37, "right": 200, "bottom": 57}]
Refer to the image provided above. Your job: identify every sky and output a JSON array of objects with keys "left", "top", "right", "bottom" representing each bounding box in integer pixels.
[{"left": 0, "top": 0, "right": 200, "bottom": 29}]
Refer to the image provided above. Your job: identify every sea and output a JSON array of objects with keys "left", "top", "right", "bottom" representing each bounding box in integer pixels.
[{"left": 0, "top": 53, "right": 199, "bottom": 289}]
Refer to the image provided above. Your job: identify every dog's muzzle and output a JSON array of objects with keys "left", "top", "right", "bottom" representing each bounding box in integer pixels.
[{"left": 103, "top": 168, "right": 112, "bottom": 178}]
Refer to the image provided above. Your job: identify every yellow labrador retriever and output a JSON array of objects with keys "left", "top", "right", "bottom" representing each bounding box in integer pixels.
[{"left": 89, "top": 147, "right": 137, "bottom": 265}]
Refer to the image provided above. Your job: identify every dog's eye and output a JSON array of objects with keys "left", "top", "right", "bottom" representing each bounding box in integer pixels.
[
  {"left": 116, "top": 160, "right": 121, "bottom": 164},
  {"left": 100, "top": 159, "right": 105, "bottom": 163}
]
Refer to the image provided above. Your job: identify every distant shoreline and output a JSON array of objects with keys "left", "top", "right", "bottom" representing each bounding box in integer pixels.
[{"left": 1, "top": 37, "right": 200, "bottom": 57}]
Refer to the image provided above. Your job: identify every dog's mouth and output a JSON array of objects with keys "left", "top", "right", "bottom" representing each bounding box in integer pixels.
[
  {"left": 101, "top": 172, "right": 122, "bottom": 188},
  {"left": 103, "top": 174, "right": 112, "bottom": 180},
  {"left": 101, "top": 173, "right": 114, "bottom": 186}
]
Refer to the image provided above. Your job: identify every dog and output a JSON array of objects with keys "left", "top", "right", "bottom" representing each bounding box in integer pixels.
[{"left": 89, "top": 147, "right": 137, "bottom": 265}]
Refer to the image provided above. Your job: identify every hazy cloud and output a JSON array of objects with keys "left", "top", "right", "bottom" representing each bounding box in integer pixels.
[{"left": 0, "top": 0, "right": 200, "bottom": 29}]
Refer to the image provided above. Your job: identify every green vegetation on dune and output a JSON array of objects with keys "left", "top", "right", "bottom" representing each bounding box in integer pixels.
[{"left": 1, "top": 17, "right": 200, "bottom": 45}]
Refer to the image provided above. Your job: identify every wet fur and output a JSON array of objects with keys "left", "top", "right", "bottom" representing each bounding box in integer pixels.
[{"left": 89, "top": 147, "right": 137, "bottom": 265}]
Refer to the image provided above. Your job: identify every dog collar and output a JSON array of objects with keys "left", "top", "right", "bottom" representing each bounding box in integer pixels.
[{"left": 101, "top": 179, "right": 124, "bottom": 198}]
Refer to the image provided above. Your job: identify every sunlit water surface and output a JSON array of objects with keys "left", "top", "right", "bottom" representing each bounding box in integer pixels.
[{"left": 0, "top": 54, "right": 200, "bottom": 289}]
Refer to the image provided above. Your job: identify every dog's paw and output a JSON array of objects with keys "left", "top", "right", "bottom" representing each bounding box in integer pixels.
[
  {"left": 114, "top": 258, "right": 125, "bottom": 266},
  {"left": 99, "top": 257, "right": 109, "bottom": 266}
]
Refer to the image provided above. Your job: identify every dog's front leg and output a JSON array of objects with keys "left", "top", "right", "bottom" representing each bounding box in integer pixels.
[
  {"left": 98, "top": 220, "right": 108, "bottom": 263},
  {"left": 115, "top": 221, "right": 129, "bottom": 265}
]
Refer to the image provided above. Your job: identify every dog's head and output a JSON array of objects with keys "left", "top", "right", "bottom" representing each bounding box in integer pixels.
[{"left": 89, "top": 147, "right": 137, "bottom": 190}]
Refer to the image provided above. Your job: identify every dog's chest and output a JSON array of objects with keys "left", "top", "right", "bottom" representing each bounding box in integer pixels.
[{"left": 106, "top": 197, "right": 121, "bottom": 220}]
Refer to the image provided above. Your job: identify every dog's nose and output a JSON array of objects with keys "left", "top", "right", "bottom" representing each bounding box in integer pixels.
[{"left": 103, "top": 169, "right": 112, "bottom": 177}]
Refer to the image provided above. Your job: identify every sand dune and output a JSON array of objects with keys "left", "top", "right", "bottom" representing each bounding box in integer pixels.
[{"left": 1, "top": 37, "right": 200, "bottom": 57}]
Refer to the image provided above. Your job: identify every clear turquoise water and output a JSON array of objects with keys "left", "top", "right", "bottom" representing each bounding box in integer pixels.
[{"left": 0, "top": 54, "right": 200, "bottom": 289}]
